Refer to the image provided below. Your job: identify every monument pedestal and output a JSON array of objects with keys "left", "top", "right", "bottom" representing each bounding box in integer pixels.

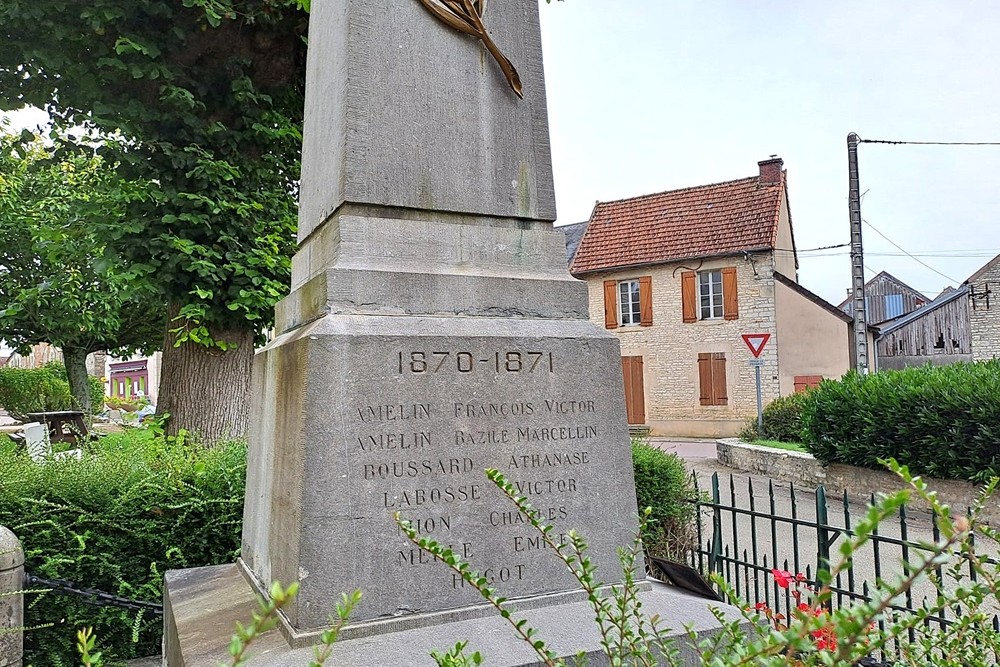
[
  {"left": 164, "top": 0, "right": 740, "bottom": 663},
  {"left": 164, "top": 564, "right": 731, "bottom": 666}
]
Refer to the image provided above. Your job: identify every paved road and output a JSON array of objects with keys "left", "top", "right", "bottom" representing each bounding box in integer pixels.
[{"left": 649, "top": 438, "right": 1000, "bottom": 624}]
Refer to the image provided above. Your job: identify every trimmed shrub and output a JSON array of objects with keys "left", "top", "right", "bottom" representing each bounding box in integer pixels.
[
  {"left": 0, "top": 365, "right": 74, "bottom": 421},
  {"left": 800, "top": 361, "right": 1000, "bottom": 482},
  {"left": 0, "top": 430, "right": 246, "bottom": 665},
  {"left": 630, "top": 439, "right": 699, "bottom": 559},
  {"left": 0, "top": 362, "right": 105, "bottom": 420},
  {"left": 760, "top": 391, "right": 811, "bottom": 443}
]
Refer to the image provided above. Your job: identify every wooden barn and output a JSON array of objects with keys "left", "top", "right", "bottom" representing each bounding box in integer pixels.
[
  {"left": 875, "top": 286, "right": 972, "bottom": 370},
  {"left": 839, "top": 271, "right": 928, "bottom": 325}
]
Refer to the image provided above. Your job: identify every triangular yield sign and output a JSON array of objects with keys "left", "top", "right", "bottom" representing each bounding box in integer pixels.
[{"left": 741, "top": 333, "right": 770, "bottom": 358}]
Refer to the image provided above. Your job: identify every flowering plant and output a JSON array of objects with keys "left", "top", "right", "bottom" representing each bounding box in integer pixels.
[{"left": 751, "top": 569, "right": 838, "bottom": 652}]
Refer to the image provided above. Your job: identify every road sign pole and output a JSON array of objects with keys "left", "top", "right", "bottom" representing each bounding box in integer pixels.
[{"left": 755, "top": 364, "right": 763, "bottom": 433}]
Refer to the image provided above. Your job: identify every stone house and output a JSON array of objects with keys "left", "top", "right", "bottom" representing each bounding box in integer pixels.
[
  {"left": 568, "top": 158, "right": 858, "bottom": 437},
  {"left": 967, "top": 253, "right": 1000, "bottom": 361}
]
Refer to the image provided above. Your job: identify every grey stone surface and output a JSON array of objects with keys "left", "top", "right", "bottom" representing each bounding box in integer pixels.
[
  {"left": 165, "top": 564, "right": 737, "bottom": 667},
  {"left": 297, "top": 0, "right": 556, "bottom": 243},
  {"left": 290, "top": 215, "right": 574, "bottom": 292},
  {"left": 0, "top": 526, "right": 23, "bottom": 667},
  {"left": 241, "top": 314, "right": 639, "bottom": 633},
  {"left": 166, "top": 1, "right": 693, "bottom": 664}
]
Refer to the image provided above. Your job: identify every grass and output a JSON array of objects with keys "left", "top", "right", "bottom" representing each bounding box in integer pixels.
[{"left": 751, "top": 439, "right": 807, "bottom": 453}]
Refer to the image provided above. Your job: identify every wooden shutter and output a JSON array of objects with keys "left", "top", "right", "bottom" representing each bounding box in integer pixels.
[
  {"left": 638, "top": 276, "right": 653, "bottom": 327},
  {"left": 712, "top": 353, "right": 728, "bottom": 405},
  {"left": 603, "top": 280, "right": 618, "bottom": 329},
  {"left": 722, "top": 267, "right": 739, "bottom": 320},
  {"left": 621, "top": 356, "right": 646, "bottom": 424},
  {"left": 697, "top": 353, "right": 713, "bottom": 405},
  {"left": 681, "top": 271, "right": 697, "bottom": 323},
  {"left": 794, "top": 375, "right": 823, "bottom": 393},
  {"left": 698, "top": 352, "right": 728, "bottom": 406}
]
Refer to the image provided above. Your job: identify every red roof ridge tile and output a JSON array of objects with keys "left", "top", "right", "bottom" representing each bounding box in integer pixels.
[{"left": 593, "top": 175, "right": 766, "bottom": 209}]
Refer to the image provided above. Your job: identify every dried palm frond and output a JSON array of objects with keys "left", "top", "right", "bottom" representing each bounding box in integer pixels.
[{"left": 417, "top": 0, "right": 523, "bottom": 99}]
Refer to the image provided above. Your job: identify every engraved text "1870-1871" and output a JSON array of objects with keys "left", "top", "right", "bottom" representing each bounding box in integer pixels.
[{"left": 398, "top": 351, "right": 553, "bottom": 374}]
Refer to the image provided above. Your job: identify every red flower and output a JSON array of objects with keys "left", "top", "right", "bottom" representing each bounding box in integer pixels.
[
  {"left": 771, "top": 569, "right": 793, "bottom": 589},
  {"left": 755, "top": 602, "right": 768, "bottom": 611}
]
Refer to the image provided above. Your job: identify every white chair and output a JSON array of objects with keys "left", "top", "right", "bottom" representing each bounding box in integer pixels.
[{"left": 21, "top": 422, "right": 50, "bottom": 462}]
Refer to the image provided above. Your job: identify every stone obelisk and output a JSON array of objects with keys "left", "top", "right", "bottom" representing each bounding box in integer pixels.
[{"left": 164, "top": 2, "right": 724, "bottom": 664}]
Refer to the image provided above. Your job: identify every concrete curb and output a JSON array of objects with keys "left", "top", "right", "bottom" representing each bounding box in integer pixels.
[{"left": 716, "top": 438, "right": 998, "bottom": 524}]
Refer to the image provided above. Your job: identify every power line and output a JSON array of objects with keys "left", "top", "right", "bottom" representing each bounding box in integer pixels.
[
  {"left": 861, "top": 218, "right": 961, "bottom": 285},
  {"left": 860, "top": 138, "right": 1000, "bottom": 146}
]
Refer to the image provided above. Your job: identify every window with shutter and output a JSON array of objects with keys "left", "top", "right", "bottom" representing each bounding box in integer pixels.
[
  {"left": 697, "top": 352, "right": 728, "bottom": 406},
  {"left": 605, "top": 277, "right": 653, "bottom": 327},
  {"left": 688, "top": 268, "right": 739, "bottom": 321}
]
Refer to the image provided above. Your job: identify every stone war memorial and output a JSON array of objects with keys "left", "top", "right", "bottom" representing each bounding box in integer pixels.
[{"left": 164, "top": 1, "right": 726, "bottom": 664}]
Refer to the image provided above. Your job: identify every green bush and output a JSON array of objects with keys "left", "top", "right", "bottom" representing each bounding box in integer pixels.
[
  {"left": 630, "top": 439, "right": 699, "bottom": 559},
  {"left": 760, "top": 391, "right": 811, "bottom": 443},
  {"left": 800, "top": 361, "right": 1000, "bottom": 482},
  {"left": 0, "top": 365, "right": 74, "bottom": 421},
  {"left": 0, "top": 362, "right": 105, "bottom": 420},
  {"left": 0, "top": 430, "right": 246, "bottom": 665}
]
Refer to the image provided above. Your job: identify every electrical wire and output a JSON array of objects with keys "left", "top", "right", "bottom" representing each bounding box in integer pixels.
[
  {"left": 860, "top": 138, "right": 1000, "bottom": 146},
  {"left": 861, "top": 218, "right": 961, "bottom": 285}
]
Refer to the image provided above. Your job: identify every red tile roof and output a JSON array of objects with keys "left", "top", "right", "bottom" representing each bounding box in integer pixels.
[{"left": 570, "top": 172, "right": 786, "bottom": 275}]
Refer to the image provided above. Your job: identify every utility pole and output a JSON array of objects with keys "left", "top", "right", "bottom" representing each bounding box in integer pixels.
[{"left": 847, "top": 133, "right": 869, "bottom": 373}]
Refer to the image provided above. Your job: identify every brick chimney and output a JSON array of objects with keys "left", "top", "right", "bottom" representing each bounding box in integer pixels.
[{"left": 758, "top": 156, "right": 783, "bottom": 185}]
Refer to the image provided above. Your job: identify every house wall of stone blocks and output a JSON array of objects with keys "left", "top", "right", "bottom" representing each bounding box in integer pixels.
[
  {"left": 584, "top": 255, "right": 780, "bottom": 437},
  {"left": 969, "top": 257, "right": 1000, "bottom": 361}
]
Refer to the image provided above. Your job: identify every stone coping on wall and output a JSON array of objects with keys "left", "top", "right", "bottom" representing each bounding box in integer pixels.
[{"left": 716, "top": 438, "right": 998, "bottom": 525}]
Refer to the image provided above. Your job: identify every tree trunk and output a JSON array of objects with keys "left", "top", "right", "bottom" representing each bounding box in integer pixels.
[
  {"left": 63, "top": 346, "right": 93, "bottom": 415},
  {"left": 158, "top": 304, "right": 255, "bottom": 445}
]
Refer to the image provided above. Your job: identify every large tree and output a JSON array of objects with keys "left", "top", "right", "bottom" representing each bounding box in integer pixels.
[
  {"left": 0, "top": 131, "right": 163, "bottom": 413},
  {"left": 0, "top": 0, "right": 308, "bottom": 442}
]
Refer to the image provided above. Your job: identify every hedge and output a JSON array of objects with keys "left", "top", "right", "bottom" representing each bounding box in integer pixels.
[
  {"left": 3, "top": 432, "right": 697, "bottom": 664},
  {"left": 800, "top": 361, "right": 1000, "bottom": 482},
  {"left": 631, "top": 439, "right": 699, "bottom": 559},
  {"left": 0, "top": 431, "right": 246, "bottom": 666},
  {"left": 0, "top": 362, "right": 105, "bottom": 420}
]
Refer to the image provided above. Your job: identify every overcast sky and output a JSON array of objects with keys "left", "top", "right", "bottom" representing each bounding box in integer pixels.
[{"left": 539, "top": 1, "right": 1000, "bottom": 304}]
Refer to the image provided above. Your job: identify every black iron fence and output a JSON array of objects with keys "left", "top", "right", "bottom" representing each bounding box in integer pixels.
[{"left": 688, "top": 471, "right": 1000, "bottom": 655}]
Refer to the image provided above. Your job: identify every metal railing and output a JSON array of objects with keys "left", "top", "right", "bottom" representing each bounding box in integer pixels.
[{"left": 688, "top": 471, "right": 1000, "bottom": 655}]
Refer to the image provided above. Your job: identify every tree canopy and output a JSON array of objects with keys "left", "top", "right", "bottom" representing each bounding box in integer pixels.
[
  {"left": 0, "top": 0, "right": 309, "bottom": 440},
  {"left": 0, "top": 130, "right": 164, "bottom": 412}
]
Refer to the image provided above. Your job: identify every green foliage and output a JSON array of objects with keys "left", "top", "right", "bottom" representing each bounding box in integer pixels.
[
  {"left": 749, "top": 439, "right": 806, "bottom": 453},
  {"left": 397, "top": 470, "right": 676, "bottom": 667},
  {"left": 41, "top": 362, "right": 109, "bottom": 416},
  {"left": 738, "top": 391, "right": 812, "bottom": 443},
  {"left": 630, "top": 439, "right": 699, "bottom": 559},
  {"left": 0, "top": 0, "right": 305, "bottom": 348},
  {"left": 0, "top": 365, "right": 75, "bottom": 421},
  {"left": 0, "top": 131, "right": 164, "bottom": 356},
  {"left": 800, "top": 362, "right": 1000, "bottom": 481},
  {"left": 0, "top": 430, "right": 246, "bottom": 665}
]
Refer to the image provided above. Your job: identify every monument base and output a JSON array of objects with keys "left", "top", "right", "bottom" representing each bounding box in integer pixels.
[{"left": 164, "top": 564, "right": 737, "bottom": 667}]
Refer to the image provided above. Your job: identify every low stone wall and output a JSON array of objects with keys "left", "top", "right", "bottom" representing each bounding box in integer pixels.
[
  {"left": 716, "top": 438, "right": 998, "bottom": 524},
  {"left": 1, "top": 526, "right": 24, "bottom": 667}
]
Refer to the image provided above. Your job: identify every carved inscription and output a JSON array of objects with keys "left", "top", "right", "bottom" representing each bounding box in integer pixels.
[
  {"left": 349, "top": 347, "right": 605, "bottom": 592},
  {"left": 398, "top": 351, "right": 554, "bottom": 374}
]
